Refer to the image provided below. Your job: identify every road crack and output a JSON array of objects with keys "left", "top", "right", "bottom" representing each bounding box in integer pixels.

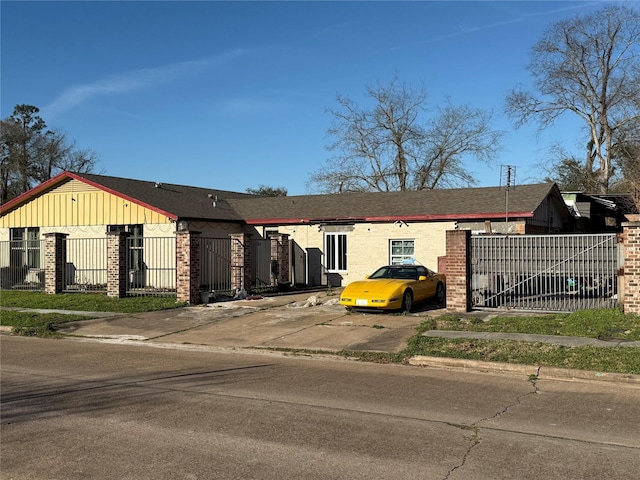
[{"left": 442, "top": 371, "right": 540, "bottom": 479}]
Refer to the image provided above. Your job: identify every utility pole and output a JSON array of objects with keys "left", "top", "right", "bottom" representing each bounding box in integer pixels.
[{"left": 501, "top": 165, "right": 516, "bottom": 233}]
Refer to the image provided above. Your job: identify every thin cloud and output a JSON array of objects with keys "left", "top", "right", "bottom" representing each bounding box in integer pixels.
[
  {"left": 380, "top": 2, "right": 601, "bottom": 53},
  {"left": 43, "top": 49, "right": 249, "bottom": 118}
]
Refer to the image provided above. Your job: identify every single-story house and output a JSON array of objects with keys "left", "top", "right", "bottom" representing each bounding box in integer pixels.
[
  {"left": 1, "top": 171, "right": 573, "bottom": 289},
  {"left": 562, "top": 191, "right": 639, "bottom": 232}
]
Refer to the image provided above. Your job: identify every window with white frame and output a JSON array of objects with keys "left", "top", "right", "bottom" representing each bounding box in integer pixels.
[
  {"left": 325, "top": 233, "right": 347, "bottom": 272},
  {"left": 390, "top": 239, "right": 415, "bottom": 265},
  {"left": 10, "top": 227, "right": 41, "bottom": 268}
]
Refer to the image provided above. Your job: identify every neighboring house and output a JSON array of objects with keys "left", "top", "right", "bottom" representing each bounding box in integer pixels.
[
  {"left": 562, "top": 192, "right": 639, "bottom": 233},
  {"left": 1, "top": 172, "right": 573, "bottom": 289}
]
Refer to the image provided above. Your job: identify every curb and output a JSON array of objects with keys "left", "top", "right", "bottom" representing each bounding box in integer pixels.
[{"left": 408, "top": 356, "right": 640, "bottom": 385}]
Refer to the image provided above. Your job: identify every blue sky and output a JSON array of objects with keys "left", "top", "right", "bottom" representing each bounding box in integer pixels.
[{"left": 1, "top": 1, "right": 620, "bottom": 195}]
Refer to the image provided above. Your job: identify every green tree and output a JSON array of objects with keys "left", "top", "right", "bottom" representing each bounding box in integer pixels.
[
  {"left": 545, "top": 157, "right": 598, "bottom": 192},
  {"left": 308, "top": 76, "right": 503, "bottom": 193},
  {"left": 246, "top": 185, "right": 287, "bottom": 196},
  {"left": 0, "top": 104, "right": 100, "bottom": 204},
  {"left": 506, "top": 4, "right": 640, "bottom": 194}
]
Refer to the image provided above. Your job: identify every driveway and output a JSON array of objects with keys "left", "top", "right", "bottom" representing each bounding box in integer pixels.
[{"left": 57, "top": 291, "right": 444, "bottom": 353}]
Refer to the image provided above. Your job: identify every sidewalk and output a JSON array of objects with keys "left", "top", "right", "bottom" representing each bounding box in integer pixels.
[{"left": 3, "top": 292, "right": 639, "bottom": 383}]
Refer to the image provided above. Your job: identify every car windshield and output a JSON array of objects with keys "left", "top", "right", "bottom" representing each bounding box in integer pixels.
[{"left": 370, "top": 267, "right": 417, "bottom": 280}]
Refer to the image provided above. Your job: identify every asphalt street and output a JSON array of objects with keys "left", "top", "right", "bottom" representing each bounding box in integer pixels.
[{"left": 2, "top": 335, "right": 639, "bottom": 480}]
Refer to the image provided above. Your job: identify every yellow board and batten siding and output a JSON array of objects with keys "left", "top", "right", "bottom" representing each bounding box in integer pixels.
[{"left": 1, "top": 179, "right": 173, "bottom": 229}]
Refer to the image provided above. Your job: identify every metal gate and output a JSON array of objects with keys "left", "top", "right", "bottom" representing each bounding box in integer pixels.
[
  {"left": 252, "top": 238, "right": 273, "bottom": 288},
  {"left": 471, "top": 234, "right": 619, "bottom": 312},
  {"left": 200, "top": 237, "right": 232, "bottom": 294}
]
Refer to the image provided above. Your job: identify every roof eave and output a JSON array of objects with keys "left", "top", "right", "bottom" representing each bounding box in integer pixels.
[
  {"left": 244, "top": 212, "right": 535, "bottom": 225},
  {"left": 1, "top": 171, "right": 179, "bottom": 221},
  {"left": 0, "top": 171, "right": 70, "bottom": 214},
  {"left": 70, "top": 172, "right": 178, "bottom": 221}
]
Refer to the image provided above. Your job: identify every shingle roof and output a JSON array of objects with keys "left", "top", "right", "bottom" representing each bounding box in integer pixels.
[
  {"left": 73, "top": 172, "right": 252, "bottom": 221},
  {"left": 0, "top": 172, "right": 253, "bottom": 222},
  {"left": 1, "top": 171, "right": 564, "bottom": 225},
  {"left": 227, "top": 183, "right": 562, "bottom": 224}
]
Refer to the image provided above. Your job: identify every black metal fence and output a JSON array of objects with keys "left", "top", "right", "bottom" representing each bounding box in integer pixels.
[{"left": 0, "top": 239, "right": 45, "bottom": 291}]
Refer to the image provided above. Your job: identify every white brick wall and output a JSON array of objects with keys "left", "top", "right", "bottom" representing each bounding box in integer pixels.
[{"left": 269, "top": 221, "right": 455, "bottom": 286}]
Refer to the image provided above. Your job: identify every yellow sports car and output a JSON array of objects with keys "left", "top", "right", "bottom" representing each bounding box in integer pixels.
[{"left": 339, "top": 265, "right": 446, "bottom": 312}]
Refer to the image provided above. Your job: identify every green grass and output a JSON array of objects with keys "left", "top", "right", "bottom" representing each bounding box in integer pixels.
[
  {"left": 332, "top": 338, "right": 640, "bottom": 375},
  {"left": 0, "top": 310, "right": 90, "bottom": 336},
  {"left": 332, "top": 309, "right": 640, "bottom": 374},
  {"left": 396, "top": 335, "right": 640, "bottom": 375},
  {"left": 0, "top": 290, "right": 187, "bottom": 336},
  {"left": 1, "top": 290, "right": 187, "bottom": 313},
  {"left": 423, "top": 308, "right": 640, "bottom": 341}
]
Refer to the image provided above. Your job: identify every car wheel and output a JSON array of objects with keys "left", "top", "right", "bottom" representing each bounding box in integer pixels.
[
  {"left": 435, "top": 283, "right": 446, "bottom": 306},
  {"left": 401, "top": 290, "right": 413, "bottom": 313}
]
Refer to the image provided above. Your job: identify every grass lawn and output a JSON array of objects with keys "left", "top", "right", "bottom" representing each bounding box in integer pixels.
[
  {"left": 421, "top": 309, "right": 640, "bottom": 341},
  {"left": 0, "top": 291, "right": 187, "bottom": 336},
  {"left": 339, "top": 308, "right": 640, "bottom": 375},
  {"left": 1, "top": 290, "right": 186, "bottom": 313}
]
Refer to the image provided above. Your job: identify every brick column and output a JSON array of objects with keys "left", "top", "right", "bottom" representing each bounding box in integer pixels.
[
  {"left": 176, "top": 230, "right": 201, "bottom": 304},
  {"left": 107, "top": 231, "right": 129, "bottom": 298},
  {"left": 270, "top": 234, "right": 290, "bottom": 286},
  {"left": 44, "top": 233, "right": 67, "bottom": 294},
  {"left": 230, "top": 233, "right": 252, "bottom": 293},
  {"left": 445, "top": 230, "right": 471, "bottom": 312},
  {"left": 621, "top": 220, "right": 640, "bottom": 314}
]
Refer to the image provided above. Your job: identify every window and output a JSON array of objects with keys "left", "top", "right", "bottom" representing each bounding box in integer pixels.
[
  {"left": 325, "top": 233, "right": 347, "bottom": 272},
  {"left": 390, "top": 239, "right": 415, "bottom": 265},
  {"left": 10, "top": 227, "right": 41, "bottom": 268},
  {"left": 108, "top": 224, "right": 143, "bottom": 271}
]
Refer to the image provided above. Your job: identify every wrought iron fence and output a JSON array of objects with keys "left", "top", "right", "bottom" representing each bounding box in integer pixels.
[
  {"left": 126, "top": 236, "right": 176, "bottom": 296},
  {"left": 200, "top": 237, "right": 232, "bottom": 296},
  {"left": 64, "top": 237, "right": 108, "bottom": 292},
  {"left": 0, "top": 240, "right": 45, "bottom": 291}
]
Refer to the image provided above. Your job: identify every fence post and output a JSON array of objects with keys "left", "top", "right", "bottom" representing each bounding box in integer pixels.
[
  {"left": 106, "top": 231, "right": 129, "bottom": 298},
  {"left": 176, "top": 230, "right": 201, "bottom": 304},
  {"left": 230, "top": 233, "right": 252, "bottom": 293},
  {"left": 445, "top": 230, "right": 471, "bottom": 312},
  {"left": 270, "top": 234, "right": 290, "bottom": 287},
  {"left": 621, "top": 219, "right": 640, "bottom": 314},
  {"left": 44, "top": 233, "right": 67, "bottom": 294}
]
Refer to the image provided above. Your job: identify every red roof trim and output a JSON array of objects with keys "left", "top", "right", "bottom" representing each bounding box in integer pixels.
[
  {"left": 0, "top": 172, "right": 69, "bottom": 213},
  {"left": 244, "top": 211, "right": 534, "bottom": 225},
  {"left": 1, "top": 171, "right": 178, "bottom": 221},
  {"left": 64, "top": 172, "right": 178, "bottom": 221}
]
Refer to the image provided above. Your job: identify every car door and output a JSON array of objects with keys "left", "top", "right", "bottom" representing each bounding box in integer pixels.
[{"left": 417, "top": 266, "right": 437, "bottom": 300}]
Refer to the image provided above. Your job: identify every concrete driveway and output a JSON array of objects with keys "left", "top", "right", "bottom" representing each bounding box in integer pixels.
[{"left": 57, "top": 291, "right": 444, "bottom": 353}]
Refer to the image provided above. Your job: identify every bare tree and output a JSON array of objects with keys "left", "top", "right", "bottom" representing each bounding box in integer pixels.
[
  {"left": 308, "top": 77, "right": 503, "bottom": 193},
  {"left": 0, "top": 104, "right": 100, "bottom": 204},
  {"left": 505, "top": 4, "right": 640, "bottom": 194},
  {"left": 611, "top": 135, "right": 640, "bottom": 213}
]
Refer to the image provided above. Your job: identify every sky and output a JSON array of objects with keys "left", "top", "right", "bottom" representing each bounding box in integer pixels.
[{"left": 1, "top": 0, "right": 628, "bottom": 196}]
